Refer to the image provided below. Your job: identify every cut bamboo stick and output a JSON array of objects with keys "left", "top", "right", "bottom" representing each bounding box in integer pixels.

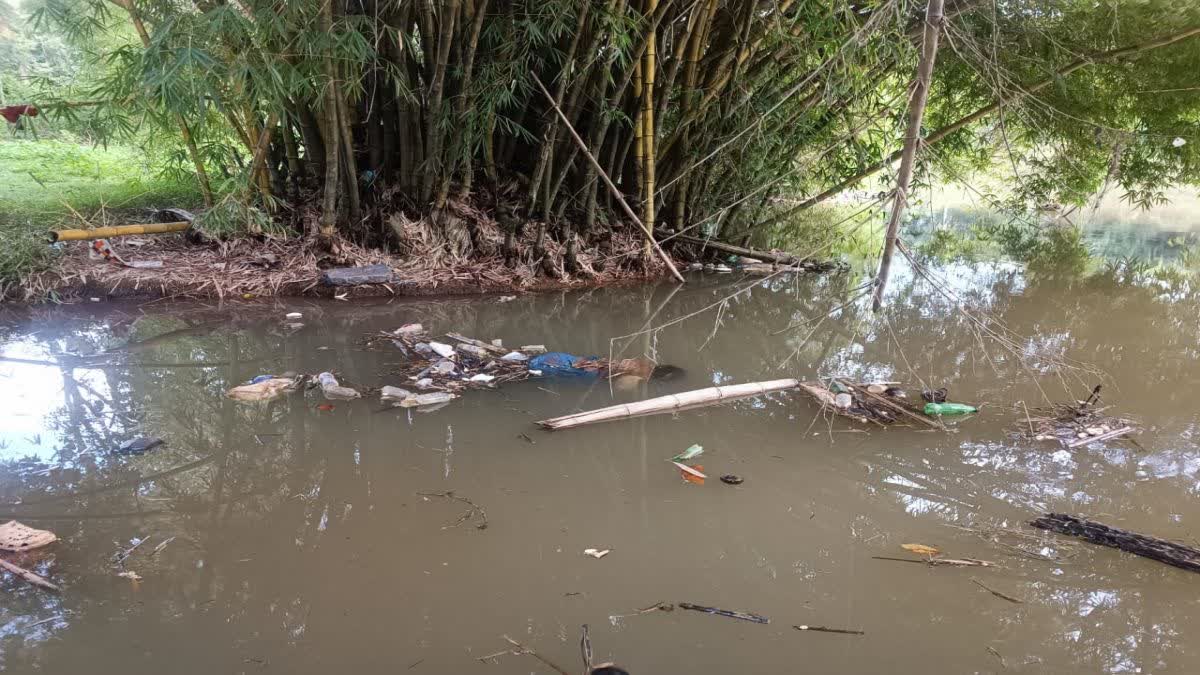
[
  {"left": 535, "top": 379, "right": 799, "bottom": 430},
  {"left": 49, "top": 222, "right": 191, "bottom": 242}
]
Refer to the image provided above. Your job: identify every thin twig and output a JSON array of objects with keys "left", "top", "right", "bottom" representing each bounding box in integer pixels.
[
  {"left": 151, "top": 536, "right": 176, "bottom": 556},
  {"left": 502, "top": 635, "right": 572, "bottom": 675},
  {"left": 416, "top": 491, "right": 488, "bottom": 530},
  {"left": 112, "top": 535, "right": 149, "bottom": 564},
  {"left": 793, "top": 624, "right": 865, "bottom": 635},
  {"left": 580, "top": 624, "right": 593, "bottom": 674},
  {"left": 970, "top": 577, "right": 1023, "bottom": 603}
]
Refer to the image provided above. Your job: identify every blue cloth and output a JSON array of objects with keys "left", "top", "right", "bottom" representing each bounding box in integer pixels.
[{"left": 528, "top": 352, "right": 600, "bottom": 376}]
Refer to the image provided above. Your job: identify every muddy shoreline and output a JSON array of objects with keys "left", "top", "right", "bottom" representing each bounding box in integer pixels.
[
  {"left": 11, "top": 232, "right": 678, "bottom": 304},
  {"left": 10, "top": 227, "right": 842, "bottom": 304}
]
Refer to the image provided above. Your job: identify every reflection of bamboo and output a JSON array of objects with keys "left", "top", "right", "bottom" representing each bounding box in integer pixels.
[{"left": 1, "top": 456, "right": 213, "bottom": 508}]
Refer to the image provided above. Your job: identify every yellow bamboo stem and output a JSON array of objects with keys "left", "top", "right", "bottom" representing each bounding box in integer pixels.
[
  {"left": 49, "top": 222, "right": 191, "bottom": 242},
  {"left": 642, "top": 0, "right": 658, "bottom": 260}
]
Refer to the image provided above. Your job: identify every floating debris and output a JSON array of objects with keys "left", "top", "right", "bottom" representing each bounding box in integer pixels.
[
  {"left": 317, "top": 372, "right": 361, "bottom": 400},
  {"left": 227, "top": 377, "right": 300, "bottom": 402},
  {"left": 678, "top": 602, "right": 769, "bottom": 624},
  {"left": 1019, "top": 385, "right": 1137, "bottom": 446},
  {"left": 0, "top": 521, "right": 57, "bottom": 552},
  {"left": 671, "top": 444, "right": 704, "bottom": 462}
]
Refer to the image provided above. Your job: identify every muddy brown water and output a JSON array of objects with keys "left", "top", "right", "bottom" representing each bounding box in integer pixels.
[{"left": 2, "top": 263, "right": 1200, "bottom": 674}]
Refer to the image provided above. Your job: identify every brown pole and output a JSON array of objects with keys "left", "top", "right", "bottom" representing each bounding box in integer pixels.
[{"left": 872, "top": 0, "right": 945, "bottom": 312}]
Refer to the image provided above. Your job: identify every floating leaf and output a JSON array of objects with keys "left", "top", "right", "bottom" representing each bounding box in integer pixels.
[
  {"left": 901, "top": 543, "right": 941, "bottom": 557},
  {"left": 671, "top": 444, "right": 704, "bottom": 462}
]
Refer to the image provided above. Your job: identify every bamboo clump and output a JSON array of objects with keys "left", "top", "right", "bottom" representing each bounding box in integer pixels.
[{"left": 535, "top": 378, "right": 800, "bottom": 431}]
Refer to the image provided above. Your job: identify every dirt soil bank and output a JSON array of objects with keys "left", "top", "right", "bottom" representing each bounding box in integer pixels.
[{"left": 15, "top": 230, "right": 675, "bottom": 303}]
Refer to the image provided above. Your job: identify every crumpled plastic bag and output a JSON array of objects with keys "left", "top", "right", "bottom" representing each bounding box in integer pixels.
[{"left": 227, "top": 377, "right": 299, "bottom": 402}]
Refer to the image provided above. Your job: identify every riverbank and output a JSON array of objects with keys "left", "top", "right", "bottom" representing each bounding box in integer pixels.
[{"left": 15, "top": 226, "right": 676, "bottom": 303}]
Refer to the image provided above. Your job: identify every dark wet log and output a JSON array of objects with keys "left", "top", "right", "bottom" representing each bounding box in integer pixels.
[{"left": 1030, "top": 513, "right": 1200, "bottom": 573}]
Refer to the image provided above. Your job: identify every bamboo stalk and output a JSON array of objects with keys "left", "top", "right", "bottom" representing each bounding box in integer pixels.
[
  {"left": 530, "top": 74, "right": 685, "bottom": 283},
  {"left": 318, "top": 0, "right": 341, "bottom": 239},
  {"left": 872, "top": 0, "right": 945, "bottom": 311},
  {"left": 536, "top": 379, "right": 799, "bottom": 430},
  {"left": 642, "top": 0, "right": 659, "bottom": 260},
  {"left": 49, "top": 222, "right": 191, "bottom": 242}
]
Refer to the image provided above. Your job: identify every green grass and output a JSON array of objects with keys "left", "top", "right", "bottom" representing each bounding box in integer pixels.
[{"left": 0, "top": 136, "right": 203, "bottom": 293}]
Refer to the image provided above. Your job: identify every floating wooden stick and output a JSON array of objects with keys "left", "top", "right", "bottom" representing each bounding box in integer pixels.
[
  {"left": 970, "top": 577, "right": 1023, "bottom": 604},
  {"left": 445, "top": 333, "right": 507, "bottom": 356},
  {"left": 536, "top": 379, "right": 800, "bottom": 430},
  {"left": 872, "top": 556, "right": 995, "bottom": 567},
  {"left": 793, "top": 624, "right": 864, "bottom": 635},
  {"left": 417, "top": 491, "right": 488, "bottom": 530},
  {"left": 502, "top": 635, "right": 572, "bottom": 675},
  {"left": 1030, "top": 513, "right": 1200, "bottom": 573},
  {"left": 678, "top": 602, "right": 770, "bottom": 624},
  {"left": 0, "top": 557, "right": 60, "bottom": 592}
]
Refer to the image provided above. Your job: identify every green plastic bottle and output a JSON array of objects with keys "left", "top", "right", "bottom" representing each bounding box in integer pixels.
[{"left": 923, "top": 402, "right": 977, "bottom": 416}]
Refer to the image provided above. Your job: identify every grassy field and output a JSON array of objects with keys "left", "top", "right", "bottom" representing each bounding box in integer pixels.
[{"left": 0, "top": 137, "right": 202, "bottom": 292}]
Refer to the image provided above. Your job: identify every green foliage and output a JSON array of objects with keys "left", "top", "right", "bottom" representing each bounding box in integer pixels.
[
  {"left": 9, "top": 0, "right": 1200, "bottom": 282},
  {"left": 0, "top": 137, "right": 201, "bottom": 289}
]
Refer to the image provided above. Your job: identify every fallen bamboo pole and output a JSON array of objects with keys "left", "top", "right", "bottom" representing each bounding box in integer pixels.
[
  {"left": 49, "top": 221, "right": 191, "bottom": 242},
  {"left": 1030, "top": 513, "right": 1200, "bottom": 573},
  {"left": 536, "top": 379, "right": 799, "bottom": 431}
]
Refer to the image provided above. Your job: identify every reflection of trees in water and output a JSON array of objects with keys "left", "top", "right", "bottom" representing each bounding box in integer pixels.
[{"left": 0, "top": 275, "right": 1199, "bottom": 671}]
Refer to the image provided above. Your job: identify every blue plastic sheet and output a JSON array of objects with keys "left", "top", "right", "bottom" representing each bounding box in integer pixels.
[{"left": 528, "top": 352, "right": 599, "bottom": 376}]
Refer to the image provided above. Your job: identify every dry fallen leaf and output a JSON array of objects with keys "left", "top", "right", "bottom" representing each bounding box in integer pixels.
[{"left": 901, "top": 543, "right": 941, "bottom": 557}]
